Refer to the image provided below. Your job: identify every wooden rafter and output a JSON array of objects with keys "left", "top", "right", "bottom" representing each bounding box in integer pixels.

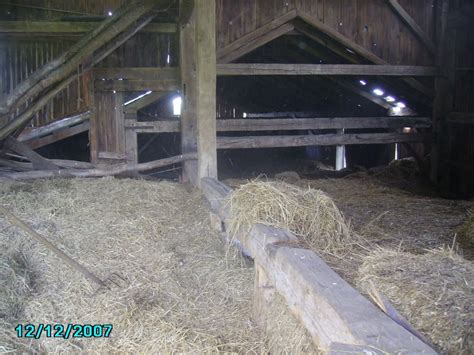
[
  {"left": 387, "top": 0, "right": 436, "bottom": 55},
  {"left": 0, "top": 21, "right": 177, "bottom": 34},
  {"left": 217, "top": 10, "right": 297, "bottom": 63}
]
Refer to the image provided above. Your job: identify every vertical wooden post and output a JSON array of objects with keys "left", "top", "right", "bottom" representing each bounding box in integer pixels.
[
  {"left": 335, "top": 129, "right": 345, "bottom": 171},
  {"left": 125, "top": 112, "right": 138, "bottom": 164},
  {"left": 179, "top": 0, "right": 198, "bottom": 185},
  {"left": 195, "top": 0, "right": 218, "bottom": 184},
  {"left": 431, "top": 0, "right": 455, "bottom": 189},
  {"left": 89, "top": 79, "right": 99, "bottom": 164}
]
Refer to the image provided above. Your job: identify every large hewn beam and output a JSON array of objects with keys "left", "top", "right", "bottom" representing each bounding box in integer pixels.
[
  {"left": 217, "top": 64, "right": 437, "bottom": 76},
  {"left": 387, "top": 0, "right": 436, "bottom": 55},
  {"left": 125, "top": 116, "right": 431, "bottom": 133},
  {"left": 200, "top": 178, "right": 436, "bottom": 354},
  {"left": 217, "top": 133, "right": 429, "bottom": 149},
  {"left": 180, "top": 0, "right": 199, "bottom": 185},
  {"left": 195, "top": 0, "right": 217, "bottom": 183},
  {"left": 0, "top": 21, "right": 177, "bottom": 34}
]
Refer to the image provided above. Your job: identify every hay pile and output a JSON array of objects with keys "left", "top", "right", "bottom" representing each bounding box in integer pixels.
[
  {"left": 357, "top": 247, "right": 474, "bottom": 354},
  {"left": 457, "top": 209, "right": 474, "bottom": 259},
  {"left": 228, "top": 180, "right": 352, "bottom": 254},
  {"left": 0, "top": 178, "right": 265, "bottom": 353}
]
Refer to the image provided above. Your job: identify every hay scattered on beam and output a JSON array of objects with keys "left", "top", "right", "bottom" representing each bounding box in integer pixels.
[
  {"left": 357, "top": 247, "right": 474, "bottom": 354},
  {"left": 0, "top": 177, "right": 266, "bottom": 353},
  {"left": 227, "top": 179, "right": 352, "bottom": 255}
]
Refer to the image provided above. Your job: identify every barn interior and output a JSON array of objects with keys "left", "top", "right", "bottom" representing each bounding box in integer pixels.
[{"left": 0, "top": 0, "right": 473, "bottom": 354}]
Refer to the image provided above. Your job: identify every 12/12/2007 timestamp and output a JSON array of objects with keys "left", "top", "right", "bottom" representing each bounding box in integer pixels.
[{"left": 15, "top": 324, "right": 113, "bottom": 339}]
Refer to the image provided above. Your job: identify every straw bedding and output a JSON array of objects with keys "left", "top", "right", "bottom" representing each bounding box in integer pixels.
[
  {"left": 357, "top": 247, "right": 474, "bottom": 354},
  {"left": 227, "top": 180, "right": 352, "bottom": 255},
  {"left": 0, "top": 177, "right": 265, "bottom": 353}
]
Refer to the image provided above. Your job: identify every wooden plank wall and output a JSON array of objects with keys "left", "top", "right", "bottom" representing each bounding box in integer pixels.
[
  {"left": 0, "top": 38, "right": 91, "bottom": 127},
  {"left": 216, "top": 0, "right": 435, "bottom": 66}
]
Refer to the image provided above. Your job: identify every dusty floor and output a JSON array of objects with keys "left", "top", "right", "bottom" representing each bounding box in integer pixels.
[{"left": 0, "top": 178, "right": 266, "bottom": 353}]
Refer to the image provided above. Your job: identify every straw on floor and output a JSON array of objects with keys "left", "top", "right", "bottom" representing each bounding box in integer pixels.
[
  {"left": 227, "top": 180, "right": 352, "bottom": 255},
  {"left": 456, "top": 209, "right": 474, "bottom": 260},
  {"left": 357, "top": 247, "right": 474, "bottom": 354},
  {"left": 0, "top": 177, "right": 266, "bottom": 353}
]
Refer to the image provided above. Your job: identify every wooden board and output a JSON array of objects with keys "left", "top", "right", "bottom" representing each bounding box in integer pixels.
[
  {"left": 217, "top": 64, "right": 437, "bottom": 76},
  {"left": 217, "top": 133, "right": 430, "bottom": 149}
]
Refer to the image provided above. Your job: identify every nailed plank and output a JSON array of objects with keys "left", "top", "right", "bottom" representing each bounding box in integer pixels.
[
  {"left": 94, "top": 80, "right": 179, "bottom": 92},
  {"left": 217, "top": 133, "right": 430, "bottom": 149},
  {"left": 387, "top": 0, "right": 436, "bottom": 55},
  {"left": 0, "top": 21, "right": 177, "bottom": 34},
  {"left": 217, "top": 63, "right": 437, "bottom": 76}
]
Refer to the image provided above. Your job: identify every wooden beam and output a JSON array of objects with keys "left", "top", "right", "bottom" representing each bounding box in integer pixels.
[
  {"left": 218, "top": 23, "right": 295, "bottom": 64},
  {"left": 387, "top": 0, "right": 436, "bottom": 55},
  {"left": 296, "top": 11, "right": 434, "bottom": 97},
  {"left": 4, "top": 136, "right": 59, "bottom": 170},
  {"left": 18, "top": 111, "right": 89, "bottom": 142},
  {"left": 180, "top": 0, "right": 199, "bottom": 185},
  {"left": 94, "top": 80, "right": 179, "bottom": 92},
  {"left": 217, "top": 10, "right": 297, "bottom": 62},
  {"left": 195, "top": 0, "right": 217, "bottom": 183},
  {"left": 217, "top": 133, "right": 429, "bottom": 149},
  {"left": 125, "top": 120, "right": 180, "bottom": 133},
  {"left": 0, "top": 21, "right": 177, "bottom": 34},
  {"left": 217, "top": 64, "right": 437, "bottom": 76},
  {"left": 27, "top": 121, "right": 90, "bottom": 149},
  {"left": 218, "top": 117, "right": 431, "bottom": 131},
  {"left": 125, "top": 117, "right": 431, "bottom": 133},
  {"left": 94, "top": 67, "right": 178, "bottom": 81},
  {"left": 4, "top": 153, "right": 197, "bottom": 180},
  {"left": 200, "top": 178, "right": 436, "bottom": 354}
]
